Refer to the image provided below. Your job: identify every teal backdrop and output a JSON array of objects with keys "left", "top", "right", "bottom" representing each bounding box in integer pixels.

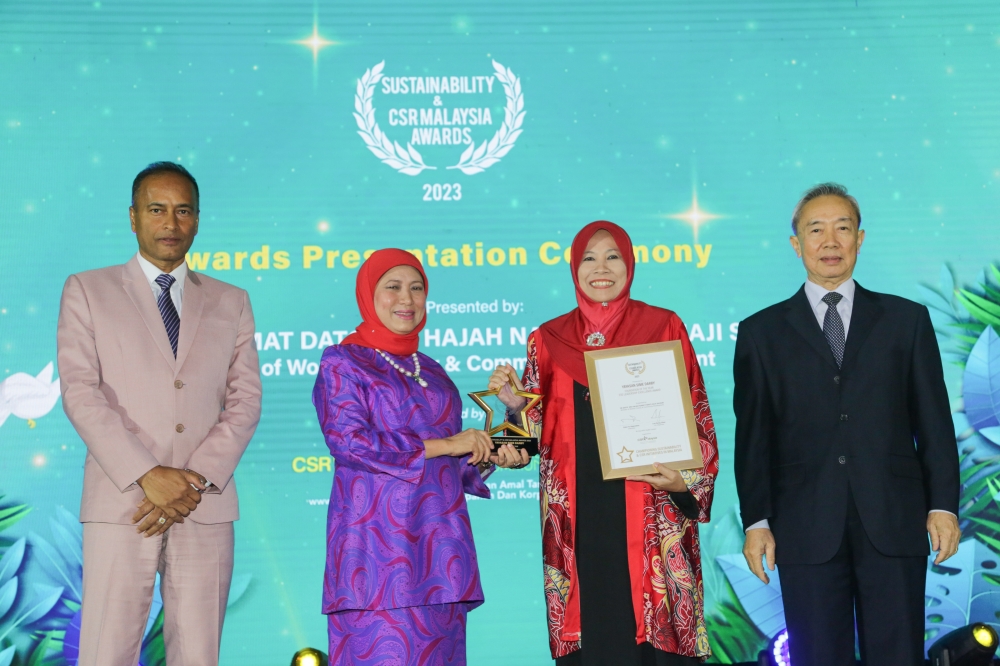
[{"left": 2, "top": 1, "right": 1000, "bottom": 664}]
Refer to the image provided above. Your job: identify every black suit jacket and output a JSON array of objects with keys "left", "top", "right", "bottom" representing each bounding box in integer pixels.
[{"left": 733, "top": 282, "right": 959, "bottom": 564}]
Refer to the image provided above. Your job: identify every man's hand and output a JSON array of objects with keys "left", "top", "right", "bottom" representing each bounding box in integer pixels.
[
  {"left": 743, "top": 527, "right": 777, "bottom": 584},
  {"left": 132, "top": 498, "right": 177, "bottom": 537},
  {"left": 137, "top": 466, "right": 206, "bottom": 520},
  {"left": 928, "top": 512, "right": 961, "bottom": 565}
]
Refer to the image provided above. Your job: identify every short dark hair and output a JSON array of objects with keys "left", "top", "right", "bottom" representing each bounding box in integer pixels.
[
  {"left": 791, "top": 182, "right": 861, "bottom": 233},
  {"left": 131, "top": 161, "right": 199, "bottom": 207}
]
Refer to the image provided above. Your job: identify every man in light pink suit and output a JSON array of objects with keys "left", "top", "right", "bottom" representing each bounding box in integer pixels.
[{"left": 57, "top": 162, "right": 262, "bottom": 666}]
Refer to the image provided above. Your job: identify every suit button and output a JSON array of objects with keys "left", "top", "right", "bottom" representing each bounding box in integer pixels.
[
  {"left": 840, "top": 414, "right": 848, "bottom": 421},
  {"left": 174, "top": 380, "right": 183, "bottom": 389},
  {"left": 175, "top": 424, "right": 185, "bottom": 433},
  {"left": 839, "top": 456, "right": 846, "bottom": 464},
  {"left": 833, "top": 376, "right": 840, "bottom": 384}
]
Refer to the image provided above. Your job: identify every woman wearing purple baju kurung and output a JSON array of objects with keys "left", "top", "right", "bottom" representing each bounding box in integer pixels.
[{"left": 313, "top": 249, "right": 528, "bottom": 665}]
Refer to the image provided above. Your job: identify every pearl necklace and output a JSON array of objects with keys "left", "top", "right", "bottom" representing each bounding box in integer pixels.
[{"left": 375, "top": 349, "right": 428, "bottom": 387}]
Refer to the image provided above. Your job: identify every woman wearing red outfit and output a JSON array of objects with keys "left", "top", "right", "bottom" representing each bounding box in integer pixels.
[{"left": 489, "top": 221, "right": 719, "bottom": 664}]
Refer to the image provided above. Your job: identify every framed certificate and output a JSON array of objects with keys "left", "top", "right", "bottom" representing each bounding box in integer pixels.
[{"left": 584, "top": 341, "right": 703, "bottom": 480}]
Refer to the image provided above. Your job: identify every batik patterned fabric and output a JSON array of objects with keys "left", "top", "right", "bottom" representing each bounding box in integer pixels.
[
  {"left": 522, "top": 312, "right": 719, "bottom": 660},
  {"left": 312, "top": 345, "right": 490, "bottom": 659},
  {"left": 327, "top": 603, "right": 469, "bottom": 666}
]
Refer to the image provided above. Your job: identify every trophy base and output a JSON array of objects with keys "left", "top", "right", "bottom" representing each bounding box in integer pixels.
[{"left": 491, "top": 436, "right": 538, "bottom": 458}]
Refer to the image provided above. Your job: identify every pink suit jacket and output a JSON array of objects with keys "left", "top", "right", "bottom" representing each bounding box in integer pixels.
[{"left": 57, "top": 255, "right": 262, "bottom": 524}]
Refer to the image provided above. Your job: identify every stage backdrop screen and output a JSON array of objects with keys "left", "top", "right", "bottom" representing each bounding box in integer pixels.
[{"left": 2, "top": 1, "right": 999, "bottom": 663}]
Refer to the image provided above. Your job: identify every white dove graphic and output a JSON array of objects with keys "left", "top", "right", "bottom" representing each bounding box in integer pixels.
[{"left": 0, "top": 362, "right": 61, "bottom": 428}]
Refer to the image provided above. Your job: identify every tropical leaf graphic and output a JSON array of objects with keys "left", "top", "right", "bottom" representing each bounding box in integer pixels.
[
  {"left": 228, "top": 573, "right": 252, "bottom": 607},
  {"left": 0, "top": 496, "right": 39, "bottom": 663},
  {"left": 700, "top": 505, "right": 746, "bottom": 617},
  {"left": 26, "top": 631, "right": 60, "bottom": 666},
  {"left": 704, "top": 581, "right": 768, "bottom": 664},
  {"left": 918, "top": 263, "right": 1000, "bottom": 657},
  {"left": 924, "top": 538, "right": 1000, "bottom": 650},
  {"left": 959, "top": 290, "right": 1000, "bottom": 329},
  {"left": 0, "top": 583, "right": 63, "bottom": 645},
  {"left": 0, "top": 539, "right": 25, "bottom": 590},
  {"left": 0, "top": 499, "right": 30, "bottom": 534},
  {"left": 715, "top": 554, "right": 785, "bottom": 639},
  {"left": 921, "top": 263, "right": 1000, "bottom": 365},
  {"left": 28, "top": 534, "right": 80, "bottom": 607},
  {"left": 18, "top": 585, "right": 63, "bottom": 626},
  {"left": 61, "top": 609, "right": 81, "bottom": 666},
  {"left": 964, "top": 327, "right": 1000, "bottom": 444},
  {"left": 702, "top": 506, "right": 770, "bottom": 662},
  {"left": 0, "top": 499, "right": 81, "bottom": 664},
  {"left": 139, "top": 608, "right": 165, "bottom": 666}
]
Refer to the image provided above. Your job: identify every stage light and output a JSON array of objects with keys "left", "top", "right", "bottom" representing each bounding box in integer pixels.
[
  {"left": 973, "top": 624, "right": 996, "bottom": 647},
  {"left": 756, "top": 629, "right": 790, "bottom": 666},
  {"left": 928, "top": 623, "right": 998, "bottom": 666},
  {"left": 290, "top": 647, "right": 328, "bottom": 666}
]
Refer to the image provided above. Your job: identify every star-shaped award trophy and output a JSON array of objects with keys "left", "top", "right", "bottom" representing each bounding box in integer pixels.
[{"left": 468, "top": 380, "right": 542, "bottom": 457}]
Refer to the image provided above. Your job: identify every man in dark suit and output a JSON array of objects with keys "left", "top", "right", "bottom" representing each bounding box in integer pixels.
[{"left": 733, "top": 183, "right": 961, "bottom": 665}]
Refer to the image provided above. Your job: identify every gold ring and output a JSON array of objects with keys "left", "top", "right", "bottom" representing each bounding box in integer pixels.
[{"left": 157, "top": 517, "right": 166, "bottom": 525}]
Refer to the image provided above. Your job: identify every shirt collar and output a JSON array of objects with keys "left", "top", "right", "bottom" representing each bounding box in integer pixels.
[
  {"left": 135, "top": 251, "right": 188, "bottom": 289},
  {"left": 804, "top": 277, "right": 855, "bottom": 311}
]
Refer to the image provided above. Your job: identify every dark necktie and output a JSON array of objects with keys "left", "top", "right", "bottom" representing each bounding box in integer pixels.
[
  {"left": 822, "top": 291, "right": 845, "bottom": 368},
  {"left": 155, "top": 274, "right": 180, "bottom": 357}
]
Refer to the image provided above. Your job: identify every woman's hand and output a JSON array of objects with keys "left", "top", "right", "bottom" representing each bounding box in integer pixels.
[
  {"left": 425, "top": 429, "right": 495, "bottom": 465},
  {"left": 626, "top": 462, "right": 687, "bottom": 492},
  {"left": 487, "top": 364, "right": 528, "bottom": 411},
  {"left": 492, "top": 443, "right": 531, "bottom": 469}
]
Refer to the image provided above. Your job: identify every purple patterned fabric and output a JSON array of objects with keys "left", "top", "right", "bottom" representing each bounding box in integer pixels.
[
  {"left": 312, "top": 344, "right": 490, "bottom": 615},
  {"left": 327, "top": 603, "right": 469, "bottom": 666}
]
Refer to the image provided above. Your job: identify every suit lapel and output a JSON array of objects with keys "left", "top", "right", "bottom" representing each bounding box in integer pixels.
[
  {"left": 784, "top": 286, "right": 840, "bottom": 370},
  {"left": 175, "top": 271, "right": 205, "bottom": 373},
  {"left": 122, "top": 257, "right": 176, "bottom": 370},
  {"left": 840, "top": 282, "right": 882, "bottom": 374}
]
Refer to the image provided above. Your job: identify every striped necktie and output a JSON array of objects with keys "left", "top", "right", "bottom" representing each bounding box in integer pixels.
[
  {"left": 822, "top": 291, "right": 845, "bottom": 368},
  {"left": 154, "top": 274, "right": 180, "bottom": 357}
]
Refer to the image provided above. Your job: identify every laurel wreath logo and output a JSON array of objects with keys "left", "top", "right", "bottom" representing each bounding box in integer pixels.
[
  {"left": 353, "top": 60, "right": 525, "bottom": 176},
  {"left": 354, "top": 61, "right": 435, "bottom": 176},
  {"left": 448, "top": 61, "right": 525, "bottom": 175}
]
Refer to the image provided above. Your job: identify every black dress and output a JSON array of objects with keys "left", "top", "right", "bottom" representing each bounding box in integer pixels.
[{"left": 556, "top": 383, "right": 700, "bottom": 666}]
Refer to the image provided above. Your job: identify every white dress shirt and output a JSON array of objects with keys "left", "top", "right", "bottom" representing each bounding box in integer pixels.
[
  {"left": 746, "top": 278, "right": 950, "bottom": 532},
  {"left": 135, "top": 251, "right": 187, "bottom": 316},
  {"left": 804, "top": 277, "right": 855, "bottom": 337}
]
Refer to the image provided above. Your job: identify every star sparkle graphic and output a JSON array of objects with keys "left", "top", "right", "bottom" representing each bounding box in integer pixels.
[
  {"left": 663, "top": 190, "right": 723, "bottom": 244},
  {"left": 617, "top": 446, "right": 634, "bottom": 463},
  {"left": 295, "top": 21, "right": 336, "bottom": 63}
]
